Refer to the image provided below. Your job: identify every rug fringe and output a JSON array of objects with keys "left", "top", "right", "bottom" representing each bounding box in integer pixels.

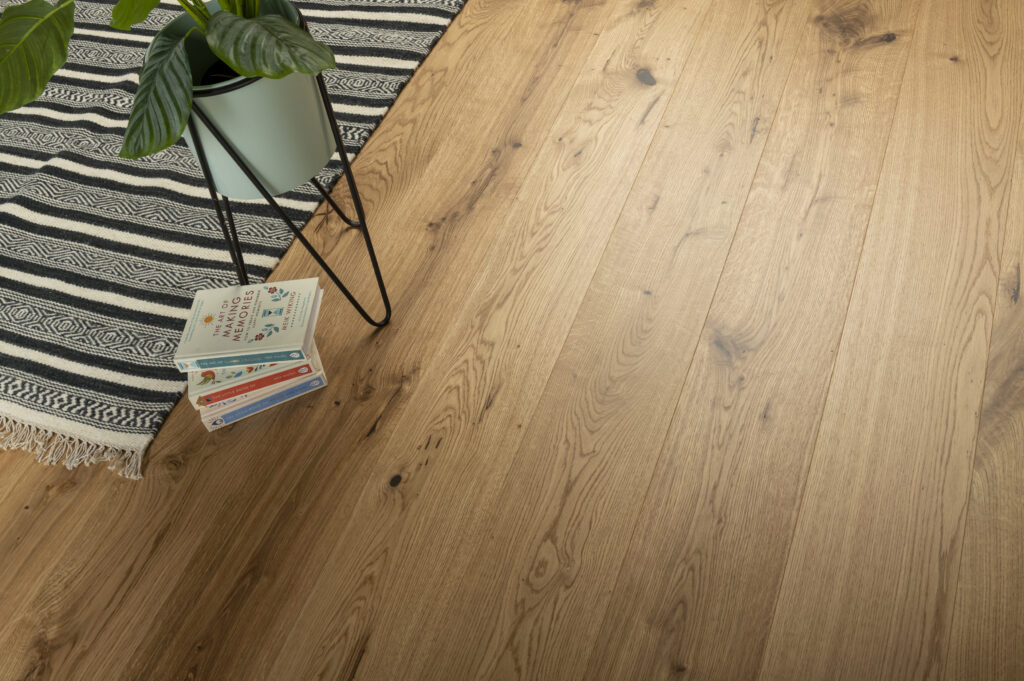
[{"left": 0, "top": 415, "right": 143, "bottom": 479}]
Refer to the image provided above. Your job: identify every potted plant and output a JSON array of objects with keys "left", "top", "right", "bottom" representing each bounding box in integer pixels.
[{"left": 0, "top": 0, "right": 338, "bottom": 197}]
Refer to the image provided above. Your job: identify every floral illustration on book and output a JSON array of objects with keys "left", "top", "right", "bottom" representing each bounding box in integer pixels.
[
  {"left": 250, "top": 322, "right": 281, "bottom": 343},
  {"left": 265, "top": 285, "right": 289, "bottom": 303}
]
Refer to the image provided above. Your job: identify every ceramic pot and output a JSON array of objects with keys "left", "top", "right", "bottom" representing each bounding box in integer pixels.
[{"left": 152, "top": 1, "right": 335, "bottom": 199}]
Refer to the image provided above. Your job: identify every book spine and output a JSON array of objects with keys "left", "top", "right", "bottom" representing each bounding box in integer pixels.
[
  {"left": 197, "top": 363, "right": 314, "bottom": 406},
  {"left": 198, "top": 375, "right": 305, "bottom": 412},
  {"left": 178, "top": 349, "right": 306, "bottom": 371},
  {"left": 204, "top": 376, "right": 326, "bottom": 431}
]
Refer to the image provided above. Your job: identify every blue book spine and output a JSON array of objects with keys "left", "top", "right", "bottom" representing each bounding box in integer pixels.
[
  {"left": 209, "top": 376, "right": 325, "bottom": 427},
  {"left": 178, "top": 350, "right": 306, "bottom": 371}
]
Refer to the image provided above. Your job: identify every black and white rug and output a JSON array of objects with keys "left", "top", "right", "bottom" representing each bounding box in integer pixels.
[{"left": 0, "top": 0, "right": 464, "bottom": 477}]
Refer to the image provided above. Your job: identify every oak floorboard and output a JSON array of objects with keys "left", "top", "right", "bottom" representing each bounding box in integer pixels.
[
  {"left": 345, "top": 0, "right": 814, "bottom": 679},
  {"left": 0, "top": 467, "right": 101, "bottom": 652},
  {"left": 945, "top": 138, "right": 1024, "bottom": 681},
  {"left": 1, "top": 0, "right": 1021, "bottom": 678},
  {"left": 758, "top": 0, "right": 1024, "bottom": 678},
  {"left": 585, "top": 0, "right": 922, "bottom": 678},
  {"left": 261, "top": 0, "right": 716, "bottom": 678}
]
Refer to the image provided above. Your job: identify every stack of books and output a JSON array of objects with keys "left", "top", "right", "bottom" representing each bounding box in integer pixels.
[{"left": 173, "top": 278, "right": 327, "bottom": 431}]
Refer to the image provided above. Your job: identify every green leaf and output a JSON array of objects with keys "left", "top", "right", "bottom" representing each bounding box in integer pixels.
[
  {"left": 109, "top": 0, "right": 159, "bottom": 31},
  {"left": 205, "top": 11, "right": 335, "bottom": 79},
  {"left": 120, "top": 27, "right": 194, "bottom": 159},
  {"left": 216, "top": 0, "right": 257, "bottom": 18},
  {"left": 256, "top": 0, "right": 290, "bottom": 19},
  {"left": 0, "top": 0, "right": 74, "bottom": 114}
]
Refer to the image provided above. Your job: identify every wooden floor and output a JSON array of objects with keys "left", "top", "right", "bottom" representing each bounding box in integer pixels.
[{"left": 3, "top": 0, "right": 1023, "bottom": 678}]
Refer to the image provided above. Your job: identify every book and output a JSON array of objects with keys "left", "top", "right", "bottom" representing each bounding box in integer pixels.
[
  {"left": 174, "top": 278, "right": 322, "bottom": 371},
  {"left": 192, "top": 344, "right": 322, "bottom": 410},
  {"left": 201, "top": 373, "right": 328, "bottom": 431},
  {"left": 188, "top": 355, "right": 318, "bottom": 409},
  {"left": 197, "top": 372, "right": 309, "bottom": 413}
]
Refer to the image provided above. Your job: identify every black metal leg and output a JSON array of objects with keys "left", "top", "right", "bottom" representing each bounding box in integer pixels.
[
  {"left": 308, "top": 176, "right": 391, "bottom": 324},
  {"left": 311, "top": 170, "right": 359, "bottom": 228},
  {"left": 188, "top": 116, "right": 248, "bottom": 286},
  {"left": 222, "top": 195, "right": 248, "bottom": 285},
  {"left": 188, "top": 79, "right": 391, "bottom": 328}
]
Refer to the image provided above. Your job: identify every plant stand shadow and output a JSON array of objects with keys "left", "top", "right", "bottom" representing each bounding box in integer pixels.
[{"left": 186, "top": 73, "right": 391, "bottom": 328}]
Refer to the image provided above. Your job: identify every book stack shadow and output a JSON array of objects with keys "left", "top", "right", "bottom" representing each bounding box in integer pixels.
[{"left": 173, "top": 278, "right": 328, "bottom": 431}]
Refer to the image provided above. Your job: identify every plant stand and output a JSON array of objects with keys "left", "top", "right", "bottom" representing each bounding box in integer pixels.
[{"left": 186, "top": 73, "right": 391, "bottom": 328}]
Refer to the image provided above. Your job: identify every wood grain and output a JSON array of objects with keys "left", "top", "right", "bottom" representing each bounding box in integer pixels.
[
  {"left": 586, "top": 0, "right": 922, "bottom": 678},
  {"left": 945, "top": 138, "right": 1024, "bottom": 681},
  {"left": 758, "top": 0, "right": 1024, "bottom": 678},
  {"left": 261, "top": 0, "right": 718, "bottom": 678},
  {"left": 1, "top": 0, "right": 1022, "bottom": 678},
  {"left": 348, "top": 0, "right": 814, "bottom": 679}
]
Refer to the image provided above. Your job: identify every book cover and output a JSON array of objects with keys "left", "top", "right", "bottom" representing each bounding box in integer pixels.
[
  {"left": 201, "top": 374, "right": 328, "bottom": 431},
  {"left": 188, "top": 350, "right": 319, "bottom": 409},
  {"left": 174, "top": 278, "right": 322, "bottom": 372},
  {"left": 197, "top": 372, "right": 310, "bottom": 413}
]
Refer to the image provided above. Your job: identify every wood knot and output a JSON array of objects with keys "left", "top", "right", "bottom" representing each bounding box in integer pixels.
[
  {"left": 636, "top": 68, "right": 656, "bottom": 86},
  {"left": 814, "top": 5, "right": 872, "bottom": 46},
  {"left": 854, "top": 32, "right": 898, "bottom": 48},
  {"left": 710, "top": 331, "right": 747, "bottom": 366}
]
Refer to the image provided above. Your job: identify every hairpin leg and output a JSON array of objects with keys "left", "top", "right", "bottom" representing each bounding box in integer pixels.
[
  {"left": 188, "top": 82, "right": 391, "bottom": 328},
  {"left": 222, "top": 195, "right": 249, "bottom": 286},
  {"left": 188, "top": 116, "right": 248, "bottom": 286}
]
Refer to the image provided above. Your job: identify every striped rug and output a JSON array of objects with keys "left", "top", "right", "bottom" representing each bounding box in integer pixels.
[{"left": 0, "top": 0, "right": 464, "bottom": 477}]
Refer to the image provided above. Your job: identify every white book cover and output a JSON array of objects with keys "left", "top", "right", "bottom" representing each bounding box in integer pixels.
[{"left": 174, "top": 278, "right": 322, "bottom": 371}]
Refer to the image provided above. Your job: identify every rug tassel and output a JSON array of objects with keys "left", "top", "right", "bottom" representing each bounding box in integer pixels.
[{"left": 0, "top": 415, "right": 143, "bottom": 479}]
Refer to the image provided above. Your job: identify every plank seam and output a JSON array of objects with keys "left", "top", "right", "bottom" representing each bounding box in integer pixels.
[
  {"left": 751, "top": 1, "right": 930, "bottom": 677},
  {"left": 578, "top": 0, "right": 813, "bottom": 674},
  {"left": 939, "top": 27, "right": 1024, "bottom": 678}
]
